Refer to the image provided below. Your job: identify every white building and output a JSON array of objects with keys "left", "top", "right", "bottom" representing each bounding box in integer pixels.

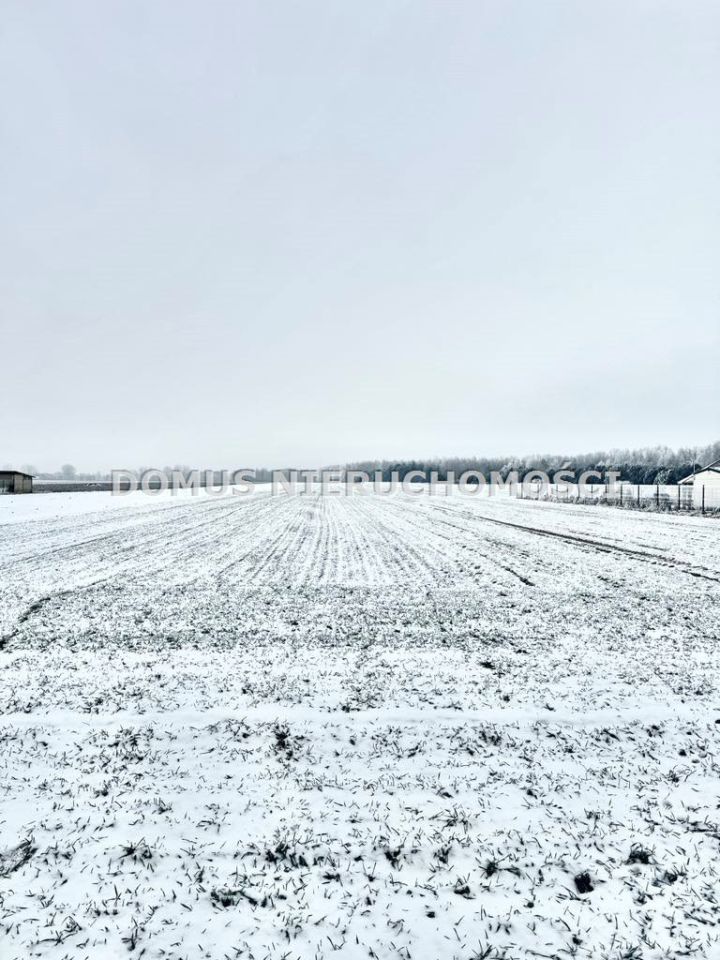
[{"left": 679, "top": 458, "right": 720, "bottom": 509}]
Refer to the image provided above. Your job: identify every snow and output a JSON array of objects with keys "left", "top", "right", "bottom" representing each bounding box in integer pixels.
[
  {"left": 0, "top": 486, "right": 270, "bottom": 527},
  {"left": 1, "top": 489, "right": 719, "bottom": 958}
]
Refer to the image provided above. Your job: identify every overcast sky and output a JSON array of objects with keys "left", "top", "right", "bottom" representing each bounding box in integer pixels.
[{"left": 1, "top": 1, "right": 718, "bottom": 471}]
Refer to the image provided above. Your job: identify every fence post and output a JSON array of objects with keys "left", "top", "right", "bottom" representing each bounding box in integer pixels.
[
  {"left": 702, "top": 485, "right": 706, "bottom": 516},
  {"left": 677, "top": 486, "right": 680, "bottom": 510},
  {"left": 620, "top": 484, "right": 623, "bottom": 507},
  {"left": 656, "top": 484, "right": 660, "bottom": 509},
  {"left": 637, "top": 485, "right": 640, "bottom": 507}
]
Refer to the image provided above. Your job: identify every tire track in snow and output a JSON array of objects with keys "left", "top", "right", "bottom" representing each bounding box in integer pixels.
[{"left": 448, "top": 505, "right": 720, "bottom": 584}]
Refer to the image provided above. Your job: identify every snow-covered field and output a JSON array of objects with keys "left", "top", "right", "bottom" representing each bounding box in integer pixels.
[{"left": 1, "top": 489, "right": 719, "bottom": 959}]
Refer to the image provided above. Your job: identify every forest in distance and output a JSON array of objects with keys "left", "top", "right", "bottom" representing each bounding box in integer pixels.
[
  {"left": 341, "top": 440, "right": 720, "bottom": 486},
  {"left": 10, "top": 439, "right": 720, "bottom": 486}
]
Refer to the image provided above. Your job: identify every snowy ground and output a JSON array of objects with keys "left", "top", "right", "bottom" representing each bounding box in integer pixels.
[{"left": 1, "top": 489, "right": 719, "bottom": 960}]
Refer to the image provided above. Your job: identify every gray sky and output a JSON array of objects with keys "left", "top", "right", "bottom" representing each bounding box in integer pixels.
[{"left": 2, "top": 1, "right": 718, "bottom": 471}]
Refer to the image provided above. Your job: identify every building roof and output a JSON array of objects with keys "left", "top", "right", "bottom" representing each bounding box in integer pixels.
[
  {"left": 678, "top": 458, "right": 720, "bottom": 484},
  {"left": 0, "top": 470, "right": 35, "bottom": 478}
]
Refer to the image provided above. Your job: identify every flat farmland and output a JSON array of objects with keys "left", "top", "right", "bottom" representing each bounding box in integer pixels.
[{"left": 1, "top": 490, "right": 719, "bottom": 959}]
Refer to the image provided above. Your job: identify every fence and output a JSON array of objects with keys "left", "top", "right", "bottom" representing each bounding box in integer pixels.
[{"left": 518, "top": 482, "right": 720, "bottom": 515}]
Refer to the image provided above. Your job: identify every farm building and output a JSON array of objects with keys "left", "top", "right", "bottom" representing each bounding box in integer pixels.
[
  {"left": 679, "top": 458, "right": 720, "bottom": 508},
  {"left": 0, "top": 470, "right": 34, "bottom": 494}
]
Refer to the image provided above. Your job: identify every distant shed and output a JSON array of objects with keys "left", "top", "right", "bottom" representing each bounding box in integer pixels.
[
  {"left": 0, "top": 470, "right": 34, "bottom": 494},
  {"left": 679, "top": 458, "right": 720, "bottom": 508}
]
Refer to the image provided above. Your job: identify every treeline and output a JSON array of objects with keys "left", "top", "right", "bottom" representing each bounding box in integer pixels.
[
  {"left": 344, "top": 440, "right": 720, "bottom": 485},
  {"left": 13, "top": 441, "right": 720, "bottom": 486}
]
